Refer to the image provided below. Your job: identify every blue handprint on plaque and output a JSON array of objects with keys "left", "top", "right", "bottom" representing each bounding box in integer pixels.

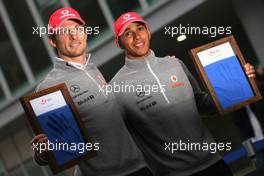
[
  {"left": 47, "top": 113, "right": 83, "bottom": 154},
  {"left": 204, "top": 55, "right": 254, "bottom": 109},
  {"left": 37, "top": 105, "right": 86, "bottom": 165}
]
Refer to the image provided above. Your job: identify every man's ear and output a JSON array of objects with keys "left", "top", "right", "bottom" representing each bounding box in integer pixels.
[
  {"left": 118, "top": 38, "right": 124, "bottom": 49},
  {"left": 146, "top": 26, "right": 151, "bottom": 41},
  {"left": 48, "top": 36, "right": 57, "bottom": 48}
]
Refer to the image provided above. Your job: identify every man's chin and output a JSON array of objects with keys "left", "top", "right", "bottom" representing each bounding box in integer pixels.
[
  {"left": 128, "top": 51, "right": 150, "bottom": 59},
  {"left": 135, "top": 49, "right": 150, "bottom": 57},
  {"left": 71, "top": 52, "right": 83, "bottom": 57},
  {"left": 68, "top": 50, "right": 86, "bottom": 57}
]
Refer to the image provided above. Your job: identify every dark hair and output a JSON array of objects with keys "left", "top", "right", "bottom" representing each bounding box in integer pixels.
[
  {"left": 118, "top": 37, "right": 124, "bottom": 49},
  {"left": 48, "top": 34, "right": 59, "bottom": 55}
]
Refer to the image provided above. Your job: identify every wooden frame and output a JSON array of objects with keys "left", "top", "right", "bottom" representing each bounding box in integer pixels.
[
  {"left": 20, "top": 83, "right": 96, "bottom": 174},
  {"left": 189, "top": 35, "right": 262, "bottom": 115}
]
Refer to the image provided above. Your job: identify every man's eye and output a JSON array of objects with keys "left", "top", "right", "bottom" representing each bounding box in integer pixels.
[
  {"left": 76, "top": 26, "right": 84, "bottom": 31},
  {"left": 138, "top": 26, "right": 144, "bottom": 31},
  {"left": 125, "top": 31, "right": 132, "bottom": 37},
  {"left": 60, "top": 28, "right": 69, "bottom": 34}
]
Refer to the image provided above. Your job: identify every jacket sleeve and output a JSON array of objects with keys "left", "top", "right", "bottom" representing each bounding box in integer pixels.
[
  {"left": 33, "top": 152, "right": 48, "bottom": 166},
  {"left": 178, "top": 59, "right": 216, "bottom": 115}
]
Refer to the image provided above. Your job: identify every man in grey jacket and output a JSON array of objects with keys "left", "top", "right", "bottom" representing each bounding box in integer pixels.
[
  {"left": 30, "top": 8, "right": 153, "bottom": 176},
  {"left": 110, "top": 12, "right": 256, "bottom": 176}
]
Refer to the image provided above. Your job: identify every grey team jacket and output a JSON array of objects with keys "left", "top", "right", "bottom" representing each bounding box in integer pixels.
[
  {"left": 110, "top": 50, "right": 222, "bottom": 176},
  {"left": 35, "top": 55, "right": 146, "bottom": 176}
]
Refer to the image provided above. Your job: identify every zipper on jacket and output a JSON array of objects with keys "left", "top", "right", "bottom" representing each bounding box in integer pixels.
[
  {"left": 83, "top": 70, "right": 107, "bottom": 98},
  {"left": 56, "top": 54, "right": 107, "bottom": 98},
  {"left": 145, "top": 59, "right": 170, "bottom": 104}
]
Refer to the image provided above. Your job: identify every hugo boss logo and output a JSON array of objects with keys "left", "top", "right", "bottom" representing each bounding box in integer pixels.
[
  {"left": 140, "top": 101, "right": 157, "bottom": 111},
  {"left": 70, "top": 85, "right": 81, "bottom": 93}
]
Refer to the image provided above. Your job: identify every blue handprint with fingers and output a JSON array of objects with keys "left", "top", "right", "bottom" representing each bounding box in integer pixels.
[
  {"left": 204, "top": 56, "right": 254, "bottom": 108},
  {"left": 36, "top": 105, "right": 87, "bottom": 165},
  {"left": 214, "top": 62, "right": 244, "bottom": 100},
  {"left": 47, "top": 113, "right": 83, "bottom": 154}
]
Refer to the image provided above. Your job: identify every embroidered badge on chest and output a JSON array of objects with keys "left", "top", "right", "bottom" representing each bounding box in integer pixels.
[{"left": 170, "top": 74, "right": 184, "bottom": 88}]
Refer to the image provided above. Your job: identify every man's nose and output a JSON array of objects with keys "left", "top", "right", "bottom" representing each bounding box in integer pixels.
[
  {"left": 134, "top": 31, "right": 141, "bottom": 40},
  {"left": 68, "top": 28, "right": 79, "bottom": 40},
  {"left": 70, "top": 32, "right": 78, "bottom": 40}
]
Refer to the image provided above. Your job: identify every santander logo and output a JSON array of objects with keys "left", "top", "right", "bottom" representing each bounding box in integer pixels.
[
  {"left": 40, "top": 98, "right": 52, "bottom": 105},
  {"left": 208, "top": 49, "right": 221, "bottom": 57}
]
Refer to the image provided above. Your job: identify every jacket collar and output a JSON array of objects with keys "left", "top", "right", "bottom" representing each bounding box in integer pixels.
[
  {"left": 125, "top": 49, "right": 156, "bottom": 70},
  {"left": 54, "top": 53, "right": 91, "bottom": 70}
]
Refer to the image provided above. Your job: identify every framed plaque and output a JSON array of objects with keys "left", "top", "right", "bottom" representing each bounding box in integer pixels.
[
  {"left": 190, "top": 35, "right": 262, "bottom": 115},
  {"left": 20, "top": 83, "right": 96, "bottom": 174}
]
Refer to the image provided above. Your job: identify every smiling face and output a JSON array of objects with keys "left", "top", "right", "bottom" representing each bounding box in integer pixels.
[
  {"left": 49, "top": 19, "right": 87, "bottom": 60},
  {"left": 119, "top": 22, "right": 151, "bottom": 59}
]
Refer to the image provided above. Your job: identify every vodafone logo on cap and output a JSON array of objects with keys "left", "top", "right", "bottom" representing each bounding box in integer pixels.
[
  {"left": 59, "top": 9, "right": 76, "bottom": 20},
  {"left": 122, "top": 13, "right": 136, "bottom": 24},
  {"left": 123, "top": 14, "right": 131, "bottom": 19}
]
